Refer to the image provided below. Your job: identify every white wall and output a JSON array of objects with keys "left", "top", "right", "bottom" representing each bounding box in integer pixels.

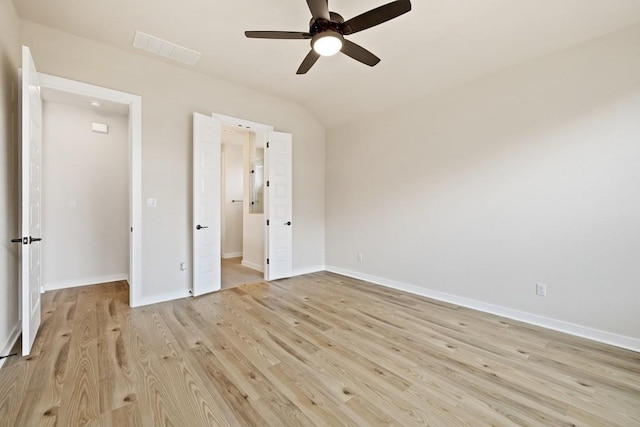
[
  {"left": 41, "top": 101, "right": 128, "bottom": 289},
  {"left": 242, "top": 132, "right": 264, "bottom": 272},
  {"left": 0, "top": 0, "right": 21, "bottom": 363},
  {"left": 221, "top": 143, "right": 243, "bottom": 258},
  {"left": 326, "top": 25, "right": 640, "bottom": 348},
  {"left": 20, "top": 20, "right": 325, "bottom": 304}
]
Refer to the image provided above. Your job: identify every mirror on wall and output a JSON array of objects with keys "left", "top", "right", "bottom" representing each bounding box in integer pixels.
[{"left": 249, "top": 148, "right": 264, "bottom": 213}]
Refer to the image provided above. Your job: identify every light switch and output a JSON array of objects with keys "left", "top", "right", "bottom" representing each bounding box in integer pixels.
[{"left": 146, "top": 198, "right": 157, "bottom": 208}]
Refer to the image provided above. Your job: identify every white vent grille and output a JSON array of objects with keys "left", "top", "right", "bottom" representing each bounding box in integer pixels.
[{"left": 132, "top": 31, "right": 201, "bottom": 66}]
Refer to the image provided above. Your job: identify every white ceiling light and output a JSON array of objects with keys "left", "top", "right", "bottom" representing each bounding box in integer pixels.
[
  {"left": 89, "top": 100, "right": 101, "bottom": 108},
  {"left": 312, "top": 32, "right": 344, "bottom": 56}
]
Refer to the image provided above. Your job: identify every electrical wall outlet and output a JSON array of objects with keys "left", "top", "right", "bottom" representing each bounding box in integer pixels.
[{"left": 536, "top": 283, "right": 547, "bottom": 297}]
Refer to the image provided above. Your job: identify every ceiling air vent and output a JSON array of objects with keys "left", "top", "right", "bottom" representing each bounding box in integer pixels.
[{"left": 132, "top": 31, "right": 201, "bottom": 66}]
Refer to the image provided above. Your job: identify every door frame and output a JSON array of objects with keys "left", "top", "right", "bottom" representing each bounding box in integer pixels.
[
  {"left": 211, "top": 113, "right": 273, "bottom": 280},
  {"left": 38, "top": 73, "right": 143, "bottom": 307}
]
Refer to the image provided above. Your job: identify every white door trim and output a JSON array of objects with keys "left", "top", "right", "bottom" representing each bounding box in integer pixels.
[{"left": 38, "top": 73, "right": 143, "bottom": 307}]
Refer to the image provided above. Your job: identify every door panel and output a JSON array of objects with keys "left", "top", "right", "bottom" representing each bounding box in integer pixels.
[
  {"left": 266, "top": 131, "right": 292, "bottom": 280},
  {"left": 20, "top": 45, "right": 42, "bottom": 356},
  {"left": 192, "top": 113, "right": 221, "bottom": 296}
]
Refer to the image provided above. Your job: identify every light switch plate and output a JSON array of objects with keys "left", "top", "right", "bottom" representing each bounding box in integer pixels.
[{"left": 146, "top": 198, "right": 157, "bottom": 208}]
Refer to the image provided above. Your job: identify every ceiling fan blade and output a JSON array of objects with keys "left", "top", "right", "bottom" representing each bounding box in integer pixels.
[
  {"left": 341, "top": 0, "right": 411, "bottom": 35},
  {"left": 306, "top": 0, "right": 330, "bottom": 21},
  {"left": 297, "top": 50, "right": 321, "bottom": 74},
  {"left": 245, "top": 31, "right": 312, "bottom": 39},
  {"left": 341, "top": 40, "right": 380, "bottom": 67}
]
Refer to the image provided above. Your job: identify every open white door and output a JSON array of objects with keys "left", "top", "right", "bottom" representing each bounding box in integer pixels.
[
  {"left": 192, "top": 113, "right": 221, "bottom": 296},
  {"left": 19, "top": 46, "right": 43, "bottom": 355},
  {"left": 265, "top": 131, "right": 293, "bottom": 280}
]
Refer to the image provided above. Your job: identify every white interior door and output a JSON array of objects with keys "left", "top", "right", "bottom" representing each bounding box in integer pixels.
[
  {"left": 192, "top": 113, "right": 221, "bottom": 296},
  {"left": 20, "top": 46, "right": 43, "bottom": 355},
  {"left": 265, "top": 131, "right": 293, "bottom": 280}
]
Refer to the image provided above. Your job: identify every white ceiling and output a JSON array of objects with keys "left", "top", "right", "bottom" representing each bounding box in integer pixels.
[{"left": 14, "top": 0, "right": 640, "bottom": 129}]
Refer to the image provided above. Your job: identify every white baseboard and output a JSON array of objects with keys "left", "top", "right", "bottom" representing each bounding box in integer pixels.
[
  {"left": 222, "top": 252, "right": 243, "bottom": 259},
  {"left": 242, "top": 260, "right": 264, "bottom": 273},
  {"left": 44, "top": 273, "right": 129, "bottom": 291},
  {"left": 140, "top": 288, "right": 192, "bottom": 307},
  {"left": 292, "top": 265, "right": 326, "bottom": 276},
  {"left": 326, "top": 265, "right": 640, "bottom": 353},
  {"left": 0, "top": 322, "right": 21, "bottom": 369}
]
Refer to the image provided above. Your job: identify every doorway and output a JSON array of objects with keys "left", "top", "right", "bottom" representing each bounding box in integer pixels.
[
  {"left": 192, "top": 112, "right": 293, "bottom": 296},
  {"left": 36, "top": 73, "right": 142, "bottom": 307},
  {"left": 40, "top": 88, "right": 129, "bottom": 292},
  {"left": 220, "top": 125, "right": 265, "bottom": 289},
  {"left": 19, "top": 46, "right": 142, "bottom": 356}
]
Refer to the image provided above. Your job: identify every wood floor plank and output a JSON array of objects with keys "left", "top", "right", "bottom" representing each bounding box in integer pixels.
[
  {"left": 0, "top": 362, "right": 29, "bottom": 423},
  {"left": 1, "top": 274, "right": 638, "bottom": 426},
  {"left": 105, "top": 401, "right": 143, "bottom": 427},
  {"left": 125, "top": 309, "right": 186, "bottom": 427},
  {"left": 57, "top": 285, "right": 101, "bottom": 427},
  {"left": 265, "top": 362, "right": 353, "bottom": 426},
  {"left": 186, "top": 344, "right": 269, "bottom": 426},
  {"left": 96, "top": 285, "right": 137, "bottom": 415},
  {"left": 13, "top": 288, "right": 77, "bottom": 425}
]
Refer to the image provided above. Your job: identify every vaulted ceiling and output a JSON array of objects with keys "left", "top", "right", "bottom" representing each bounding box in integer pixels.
[{"left": 14, "top": 0, "right": 640, "bottom": 128}]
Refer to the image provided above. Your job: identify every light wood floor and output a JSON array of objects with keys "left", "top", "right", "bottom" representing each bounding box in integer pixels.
[
  {"left": 221, "top": 257, "right": 263, "bottom": 290},
  {"left": 1, "top": 272, "right": 639, "bottom": 426}
]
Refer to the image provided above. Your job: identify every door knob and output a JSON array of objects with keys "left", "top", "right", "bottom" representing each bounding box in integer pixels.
[
  {"left": 11, "top": 238, "right": 25, "bottom": 244},
  {"left": 285, "top": 221, "right": 292, "bottom": 226},
  {"left": 29, "top": 237, "right": 42, "bottom": 244},
  {"left": 196, "top": 225, "right": 209, "bottom": 230}
]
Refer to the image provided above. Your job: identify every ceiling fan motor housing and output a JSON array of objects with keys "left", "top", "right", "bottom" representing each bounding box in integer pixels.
[{"left": 309, "top": 12, "right": 351, "bottom": 36}]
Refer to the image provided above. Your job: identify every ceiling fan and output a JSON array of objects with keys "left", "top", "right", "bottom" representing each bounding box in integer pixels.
[{"left": 245, "top": 0, "right": 412, "bottom": 74}]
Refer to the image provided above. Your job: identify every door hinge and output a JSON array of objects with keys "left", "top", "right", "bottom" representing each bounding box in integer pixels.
[
  {"left": 266, "top": 258, "right": 270, "bottom": 265},
  {"left": 267, "top": 142, "right": 270, "bottom": 148},
  {"left": 266, "top": 181, "right": 270, "bottom": 187},
  {"left": 131, "top": 227, "right": 133, "bottom": 232},
  {"left": 266, "top": 220, "right": 270, "bottom": 226}
]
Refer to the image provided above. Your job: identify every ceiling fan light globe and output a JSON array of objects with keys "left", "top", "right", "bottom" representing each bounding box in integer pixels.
[{"left": 312, "top": 32, "right": 344, "bottom": 56}]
